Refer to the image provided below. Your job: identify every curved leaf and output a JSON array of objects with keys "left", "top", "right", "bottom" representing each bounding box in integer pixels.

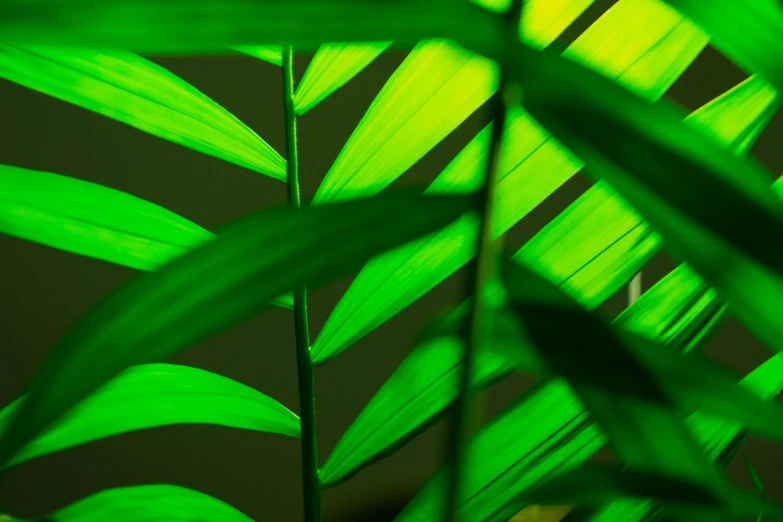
[
  {"left": 0, "top": 46, "right": 285, "bottom": 179},
  {"left": 311, "top": 0, "right": 722, "bottom": 364},
  {"left": 294, "top": 42, "right": 392, "bottom": 115},
  {"left": 0, "top": 191, "right": 472, "bottom": 471},
  {"left": 0, "top": 363, "right": 299, "bottom": 468},
  {"left": 0, "top": 164, "right": 292, "bottom": 309},
  {"left": 231, "top": 46, "right": 283, "bottom": 66},
  {"left": 0, "top": 0, "right": 485, "bottom": 53},
  {"left": 312, "top": 39, "right": 497, "bottom": 204},
  {"left": 15, "top": 485, "right": 254, "bottom": 522}
]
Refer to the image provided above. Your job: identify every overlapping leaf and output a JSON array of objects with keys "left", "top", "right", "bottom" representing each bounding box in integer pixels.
[
  {"left": 311, "top": 0, "right": 719, "bottom": 364},
  {"left": 0, "top": 191, "right": 472, "bottom": 471},
  {"left": 0, "top": 0, "right": 489, "bottom": 53},
  {"left": 0, "top": 46, "right": 285, "bottom": 179},
  {"left": 0, "top": 363, "right": 299, "bottom": 468},
  {"left": 505, "top": 29, "right": 783, "bottom": 355},
  {"left": 4, "top": 485, "right": 254, "bottom": 522},
  {"left": 294, "top": 42, "right": 392, "bottom": 115},
  {"left": 321, "top": 248, "right": 737, "bottom": 491},
  {"left": 0, "top": 164, "right": 292, "bottom": 308}
]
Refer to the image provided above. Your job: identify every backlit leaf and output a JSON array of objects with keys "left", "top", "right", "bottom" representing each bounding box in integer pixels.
[
  {"left": 0, "top": 191, "right": 472, "bottom": 471},
  {"left": 294, "top": 42, "right": 392, "bottom": 115},
  {"left": 311, "top": 0, "right": 726, "bottom": 364},
  {"left": 0, "top": 46, "right": 286, "bottom": 179},
  {"left": 0, "top": 363, "right": 299, "bottom": 468},
  {"left": 312, "top": 39, "right": 497, "bottom": 204},
  {"left": 505, "top": 26, "right": 783, "bottom": 355},
  {"left": 0, "top": 164, "right": 292, "bottom": 309},
  {"left": 231, "top": 46, "right": 283, "bottom": 66},
  {"left": 15, "top": 485, "right": 254, "bottom": 522}
]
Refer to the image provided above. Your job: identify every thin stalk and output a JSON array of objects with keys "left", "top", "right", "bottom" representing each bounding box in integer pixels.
[
  {"left": 282, "top": 46, "right": 321, "bottom": 522},
  {"left": 628, "top": 272, "right": 642, "bottom": 305},
  {"left": 444, "top": 3, "right": 523, "bottom": 521}
]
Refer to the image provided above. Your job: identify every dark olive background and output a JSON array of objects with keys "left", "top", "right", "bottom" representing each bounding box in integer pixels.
[{"left": 2, "top": 1, "right": 783, "bottom": 520}]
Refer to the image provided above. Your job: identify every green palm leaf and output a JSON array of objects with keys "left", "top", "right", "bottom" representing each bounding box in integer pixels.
[
  {"left": 232, "top": 46, "right": 283, "bottom": 66},
  {"left": 0, "top": 363, "right": 299, "bottom": 468},
  {"left": 0, "top": 47, "right": 285, "bottom": 179}
]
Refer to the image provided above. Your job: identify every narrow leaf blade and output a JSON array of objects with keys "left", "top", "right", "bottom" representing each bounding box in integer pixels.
[
  {"left": 231, "top": 46, "right": 283, "bottom": 66},
  {"left": 0, "top": 363, "right": 299, "bottom": 468}
]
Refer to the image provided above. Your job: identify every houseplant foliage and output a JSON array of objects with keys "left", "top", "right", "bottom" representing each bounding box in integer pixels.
[{"left": 1, "top": 0, "right": 783, "bottom": 520}]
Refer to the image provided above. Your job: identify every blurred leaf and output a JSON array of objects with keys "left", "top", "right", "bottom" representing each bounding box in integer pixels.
[
  {"left": 521, "top": 463, "right": 783, "bottom": 520},
  {"left": 514, "top": 74, "right": 778, "bottom": 311},
  {"left": 231, "top": 46, "right": 283, "bottom": 66},
  {"left": 14, "top": 485, "right": 254, "bottom": 522},
  {"left": 0, "top": 363, "right": 299, "bottom": 468},
  {"left": 0, "top": 46, "right": 286, "bottom": 179},
  {"left": 312, "top": 39, "right": 497, "bottom": 204},
  {"left": 0, "top": 164, "right": 292, "bottom": 308},
  {"left": 0, "top": 191, "right": 472, "bottom": 471},
  {"left": 507, "top": 29, "right": 783, "bottom": 355},
  {"left": 662, "top": 0, "right": 783, "bottom": 94},
  {"left": 311, "top": 5, "right": 756, "bottom": 364},
  {"left": 0, "top": 0, "right": 488, "bottom": 53},
  {"left": 742, "top": 450, "right": 766, "bottom": 497},
  {"left": 294, "top": 42, "right": 392, "bottom": 115}
]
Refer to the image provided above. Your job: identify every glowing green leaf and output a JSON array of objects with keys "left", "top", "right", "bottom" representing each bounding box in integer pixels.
[
  {"left": 0, "top": 363, "right": 299, "bottom": 468},
  {"left": 311, "top": 0, "right": 719, "bottom": 364},
  {"left": 513, "top": 32, "right": 783, "bottom": 355},
  {"left": 0, "top": 46, "right": 285, "bottom": 179},
  {"left": 0, "top": 191, "right": 472, "bottom": 471},
  {"left": 17, "top": 485, "right": 254, "bottom": 522},
  {"left": 0, "top": 164, "right": 292, "bottom": 309},
  {"left": 313, "top": 40, "right": 497, "bottom": 204},
  {"left": 294, "top": 42, "right": 392, "bottom": 115},
  {"left": 662, "top": 0, "right": 783, "bottom": 94},
  {"left": 232, "top": 46, "right": 283, "bottom": 66},
  {"left": 0, "top": 0, "right": 482, "bottom": 54}
]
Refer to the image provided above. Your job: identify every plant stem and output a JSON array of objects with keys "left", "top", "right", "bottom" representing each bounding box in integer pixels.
[
  {"left": 444, "top": 3, "right": 523, "bottom": 521},
  {"left": 282, "top": 45, "right": 321, "bottom": 522}
]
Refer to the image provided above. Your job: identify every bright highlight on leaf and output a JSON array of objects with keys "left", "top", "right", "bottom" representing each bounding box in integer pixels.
[
  {"left": 19, "top": 484, "right": 255, "bottom": 522},
  {"left": 0, "top": 363, "right": 299, "bottom": 468},
  {"left": 0, "top": 46, "right": 286, "bottom": 179},
  {"left": 0, "top": 164, "right": 293, "bottom": 308},
  {"left": 294, "top": 42, "right": 392, "bottom": 115},
  {"left": 0, "top": 191, "right": 472, "bottom": 471}
]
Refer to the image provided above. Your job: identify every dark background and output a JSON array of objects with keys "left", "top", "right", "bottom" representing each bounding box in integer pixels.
[{"left": 2, "top": 1, "right": 783, "bottom": 520}]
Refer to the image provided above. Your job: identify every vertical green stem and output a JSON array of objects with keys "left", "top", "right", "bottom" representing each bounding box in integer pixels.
[
  {"left": 628, "top": 272, "right": 642, "bottom": 305},
  {"left": 444, "top": 3, "right": 523, "bottom": 521},
  {"left": 282, "top": 46, "right": 321, "bottom": 522}
]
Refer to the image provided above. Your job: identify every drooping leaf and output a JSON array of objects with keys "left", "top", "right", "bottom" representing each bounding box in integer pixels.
[
  {"left": 501, "top": 29, "right": 783, "bottom": 355},
  {"left": 311, "top": 0, "right": 736, "bottom": 364},
  {"left": 294, "top": 42, "right": 392, "bottom": 115},
  {"left": 0, "top": 0, "right": 489, "bottom": 54},
  {"left": 14, "top": 485, "right": 254, "bottom": 522},
  {"left": 0, "top": 191, "right": 472, "bottom": 471},
  {"left": 0, "top": 164, "right": 292, "bottom": 309},
  {"left": 231, "top": 46, "right": 283, "bottom": 66},
  {"left": 0, "top": 46, "right": 286, "bottom": 179},
  {"left": 312, "top": 39, "right": 497, "bottom": 204},
  {"left": 514, "top": 74, "right": 778, "bottom": 311},
  {"left": 520, "top": 463, "right": 783, "bottom": 520},
  {"left": 0, "top": 363, "right": 299, "bottom": 468},
  {"left": 661, "top": 0, "right": 783, "bottom": 94}
]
